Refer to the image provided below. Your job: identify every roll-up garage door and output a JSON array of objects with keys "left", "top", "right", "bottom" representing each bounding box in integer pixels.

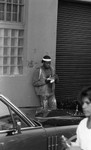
[{"left": 56, "top": 0, "right": 91, "bottom": 108}]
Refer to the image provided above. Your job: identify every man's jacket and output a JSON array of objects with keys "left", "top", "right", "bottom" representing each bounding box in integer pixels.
[{"left": 32, "top": 66, "right": 55, "bottom": 96}]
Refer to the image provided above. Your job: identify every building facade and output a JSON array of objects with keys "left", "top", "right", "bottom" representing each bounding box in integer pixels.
[
  {"left": 1, "top": 0, "right": 91, "bottom": 109},
  {"left": 0, "top": 0, "right": 58, "bottom": 107}
]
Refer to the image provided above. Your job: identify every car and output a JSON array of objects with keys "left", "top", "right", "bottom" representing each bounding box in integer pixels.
[{"left": 0, "top": 94, "right": 83, "bottom": 150}]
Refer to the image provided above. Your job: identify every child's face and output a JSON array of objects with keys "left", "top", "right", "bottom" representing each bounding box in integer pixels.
[{"left": 82, "top": 97, "right": 91, "bottom": 117}]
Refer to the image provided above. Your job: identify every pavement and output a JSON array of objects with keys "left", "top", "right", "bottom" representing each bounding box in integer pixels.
[
  {"left": 19, "top": 107, "right": 81, "bottom": 119},
  {"left": 19, "top": 107, "right": 38, "bottom": 119},
  {"left": 19, "top": 106, "right": 54, "bottom": 119}
]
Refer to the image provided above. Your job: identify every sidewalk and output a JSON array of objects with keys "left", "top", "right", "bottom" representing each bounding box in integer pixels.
[
  {"left": 19, "top": 106, "right": 42, "bottom": 119},
  {"left": 19, "top": 107, "right": 60, "bottom": 119},
  {"left": 19, "top": 107, "right": 67, "bottom": 119},
  {"left": 20, "top": 107, "right": 83, "bottom": 119}
]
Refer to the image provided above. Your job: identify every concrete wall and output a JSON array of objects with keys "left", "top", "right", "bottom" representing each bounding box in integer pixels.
[{"left": 0, "top": 0, "right": 58, "bottom": 107}]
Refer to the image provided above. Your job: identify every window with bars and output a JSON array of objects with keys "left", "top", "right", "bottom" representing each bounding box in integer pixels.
[
  {"left": 0, "top": 28, "right": 24, "bottom": 75},
  {"left": 0, "top": 0, "right": 24, "bottom": 22},
  {"left": 0, "top": 0, "right": 24, "bottom": 75}
]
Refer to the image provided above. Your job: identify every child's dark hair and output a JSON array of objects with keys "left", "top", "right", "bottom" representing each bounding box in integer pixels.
[{"left": 80, "top": 86, "right": 91, "bottom": 103}]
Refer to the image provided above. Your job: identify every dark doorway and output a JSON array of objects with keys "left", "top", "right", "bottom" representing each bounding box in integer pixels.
[{"left": 56, "top": 0, "right": 91, "bottom": 108}]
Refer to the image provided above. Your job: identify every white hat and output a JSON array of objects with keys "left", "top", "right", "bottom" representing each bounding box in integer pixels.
[{"left": 42, "top": 55, "right": 51, "bottom": 62}]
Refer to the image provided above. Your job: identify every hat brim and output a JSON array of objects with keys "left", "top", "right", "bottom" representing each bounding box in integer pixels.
[{"left": 42, "top": 58, "right": 51, "bottom": 62}]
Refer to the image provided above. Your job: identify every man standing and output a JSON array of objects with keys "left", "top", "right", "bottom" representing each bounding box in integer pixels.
[{"left": 32, "top": 55, "right": 59, "bottom": 117}]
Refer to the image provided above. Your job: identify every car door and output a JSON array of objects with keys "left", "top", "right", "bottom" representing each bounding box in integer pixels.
[
  {"left": 44, "top": 125, "right": 77, "bottom": 150},
  {"left": 1, "top": 127, "right": 47, "bottom": 150},
  {"left": 0, "top": 99, "right": 47, "bottom": 150}
]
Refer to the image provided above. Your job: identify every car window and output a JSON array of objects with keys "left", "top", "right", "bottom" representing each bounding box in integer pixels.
[
  {"left": 0, "top": 100, "right": 13, "bottom": 130},
  {"left": 10, "top": 109, "right": 30, "bottom": 128},
  {"left": 0, "top": 100, "right": 30, "bottom": 131}
]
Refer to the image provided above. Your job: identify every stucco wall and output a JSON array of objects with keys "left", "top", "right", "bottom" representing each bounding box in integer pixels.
[{"left": 0, "top": 0, "right": 58, "bottom": 107}]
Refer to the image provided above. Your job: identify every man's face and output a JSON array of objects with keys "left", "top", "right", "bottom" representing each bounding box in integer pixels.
[{"left": 43, "top": 61, "right": 51, "bottom": 69}]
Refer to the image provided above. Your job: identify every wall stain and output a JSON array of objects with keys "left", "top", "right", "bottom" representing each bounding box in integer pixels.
[{"left": 27, "top": 60, "right": 38, "bottom": 68}]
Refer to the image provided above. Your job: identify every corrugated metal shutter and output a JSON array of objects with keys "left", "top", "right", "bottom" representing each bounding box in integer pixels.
[{"left": 56, "top": 0, "right": 91, "bottom": 107}]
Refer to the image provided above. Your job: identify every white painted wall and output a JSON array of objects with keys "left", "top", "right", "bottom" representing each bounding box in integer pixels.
[{"left": 0, "top": 0, "right": 58, "bottom": 107}]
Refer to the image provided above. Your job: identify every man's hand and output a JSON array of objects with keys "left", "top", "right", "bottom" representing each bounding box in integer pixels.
[{"left": 45, "top": 78, "right": 51, "bottom": 84}]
